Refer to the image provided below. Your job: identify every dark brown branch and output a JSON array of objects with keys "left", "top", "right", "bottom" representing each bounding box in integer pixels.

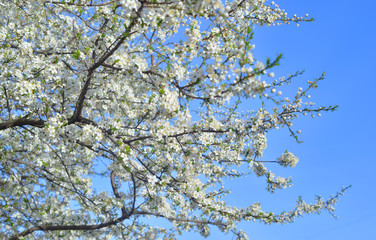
[
  {"left": 130, "top": 173, "right": 137, "bottom": 213},
  {"left": 9, "top": 214, "right": 131, "bottom": 240},
  {"left": 2, "top": 86, "right": 11, "bottom": 119},
  {"left": 0, "top": 117, "right": 44, "bottom": 131},
  {"left": 133, "top": 210, "right": 228, "bottom": 227},
  {"left": 62, "top": 59, "right": 77, "bottom": 72},
  {"left": 101, "top": 63, "right": 165, "bottom": 79},
  {"left": 8, "top": 42, "right": 74, "bottom": 56},
  {"left": 110, "top": 171, "right": 127, "bottom": 217},
  {"left": 50, "top": 0, "right": 120, "bottom": 7}
]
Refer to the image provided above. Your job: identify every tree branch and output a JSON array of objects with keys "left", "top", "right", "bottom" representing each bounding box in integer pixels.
[
  {"left": 0, "top": 117, "right": 44, "bottom": 131},
  {"left": 110, "top": 171, "right": 128, "bottom": 217},
  {"left": 9, "top": 215, "right": 131, "bottom": 240}
]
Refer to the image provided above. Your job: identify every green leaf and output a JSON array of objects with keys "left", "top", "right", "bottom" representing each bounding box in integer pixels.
[
  {"left": 125, "top": 145, "right": 131, "bottom": 154},
  {"left": 73, "top": 49, "right": 81, "bottom": 59},
  {"left": 123, "top": 166, "right": 131, "bottom": 172}
]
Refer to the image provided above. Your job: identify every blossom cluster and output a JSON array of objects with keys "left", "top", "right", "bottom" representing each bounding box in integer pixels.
[{"left": 278, "top": 151, "right": 299, "bottom": 168}]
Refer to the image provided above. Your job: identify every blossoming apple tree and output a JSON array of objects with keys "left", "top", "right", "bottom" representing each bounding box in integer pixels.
[{"left": 0, "top": 0, "right": 348, "bottom": 239}]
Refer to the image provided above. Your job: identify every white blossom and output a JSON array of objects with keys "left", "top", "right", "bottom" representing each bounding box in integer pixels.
[{"left": 278, "top": 151, "right": 299, "bottom": 168}]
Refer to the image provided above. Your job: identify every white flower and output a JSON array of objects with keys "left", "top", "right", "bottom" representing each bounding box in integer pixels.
[
  {"left": 20, "top": 41, "right": 33, "bottom": 55},
  {"left": 253, "top": 133, "right": 267, "bottom": 157},
  {"left": 148, "top": 175, "right": 158, "bottom": 184},
  {"left": 278, "top": 151, "right": 299, "bottom": 168},
  {"left": 253, "top": 162, "right": 267, "bottom": 176},
  {"left": 160, "top": 88, "right": 180, "bottom": 113}
]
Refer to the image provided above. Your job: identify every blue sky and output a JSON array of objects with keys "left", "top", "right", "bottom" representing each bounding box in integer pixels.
[{"left": 181, "top": 0, "right": 376, "bottom": 239}]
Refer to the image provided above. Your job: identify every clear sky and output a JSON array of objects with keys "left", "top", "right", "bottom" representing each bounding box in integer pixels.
[{"left": 181, "top": 0, "right": 376, "bottom": 239}]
